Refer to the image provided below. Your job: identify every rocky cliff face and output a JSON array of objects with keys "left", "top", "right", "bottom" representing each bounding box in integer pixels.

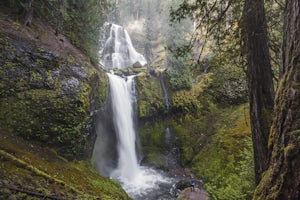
[{"left": 0, "top": 15, "right": 108, "bottom": 160}]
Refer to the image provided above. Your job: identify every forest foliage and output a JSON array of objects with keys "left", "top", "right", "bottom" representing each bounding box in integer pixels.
[
  {"left": 167, "top": 0, "right": 283, "bottom": 198},
  {"left": 0, "top": 0, "right": 111, "bottom": 64}
]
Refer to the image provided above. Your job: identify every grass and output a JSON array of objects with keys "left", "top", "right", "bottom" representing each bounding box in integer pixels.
[{"left": 0, "top": 129, "right": 130, "bottom": 200}]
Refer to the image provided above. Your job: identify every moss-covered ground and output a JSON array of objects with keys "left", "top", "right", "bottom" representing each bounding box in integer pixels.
[
  {"left": 0, "top": 129, "right": 130, "bottom": 200},
  {"left": 190, "top": 105, "right": 255, "bottom": 200}
]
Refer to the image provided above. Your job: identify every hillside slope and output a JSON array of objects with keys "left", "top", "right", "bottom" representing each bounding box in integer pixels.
[
  {"left": 0, "top": 129, "right": 129, "bottom": 199},
  {"left": 0, "top": 11, "right": 129, "bottom": 200},
  {"left": 0, "top": 11, "right": 108, "bottom": 159}
]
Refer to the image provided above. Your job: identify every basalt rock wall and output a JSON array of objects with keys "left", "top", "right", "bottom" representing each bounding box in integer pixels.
[{"left": 0, "top": 16, "right": 108, "bottom": 160}]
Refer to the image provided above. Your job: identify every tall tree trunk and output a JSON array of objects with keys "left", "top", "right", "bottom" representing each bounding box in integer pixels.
[
  {"left": 254, "top": 1, "right": 300, "bottom": 199},
  {"left": 23, "top": 0, "right": 34, "bottom": 26},
  {"left": 242, "top": 0, "right": 275, "bottom": 184}
]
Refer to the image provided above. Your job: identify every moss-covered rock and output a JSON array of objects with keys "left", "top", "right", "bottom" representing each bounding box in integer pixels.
[
  {"left": 137, "top": 72, "right": 213, "bottom": 167},
  {"left": 167, "top": 73, "right": 213, "bottom": 118},
  {"left": 0, "top": 17, "right": 108, "bottom": 160},
  {"left": 139, "top": 121, "right": 167, "bottom": 168},
  {"left": 136, "top": 73, "right": 165, "bottom": 119}
]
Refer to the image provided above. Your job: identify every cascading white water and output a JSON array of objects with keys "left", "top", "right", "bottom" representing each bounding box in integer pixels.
[
  {"left": 95, "top": 22, "right": 172, "bottom": 199},
  {"left": 102, "top": 23, "right": 147, "bottom": 69},
  {"left": 107, "top": 73, "right": 171, "bottom": 199},
  {"left": 108, "top": 73, "right": 139, "bottom": 182}
]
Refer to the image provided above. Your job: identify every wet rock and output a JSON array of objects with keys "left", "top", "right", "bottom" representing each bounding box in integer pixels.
[
  {"left": 0, "top": 33, "right": 107, "bottom": 160},
  {"left": 61, "top": 77, "right": 80, "bottom": 94},
  {"left": 176, "top": 180, "right": 190, "bottom": 190},
  {"left": 132, "top": 61, "right": 143, "bottom": 68},
  {"left": 71, "top": 65, "right": 88, "bottom": 79}
]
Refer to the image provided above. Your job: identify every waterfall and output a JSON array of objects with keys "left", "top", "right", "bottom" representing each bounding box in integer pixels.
[
  {"left": 101, "top": 23, "right": 147, "bottom": 69},
  {"left": 105, "top": 72, "right": 172, "bottom": 199},
  {"left": 108, "top": 73, "right": 139, "bottom": 182},
  {"left": 94, "top": 23, "right": 172, "bottom": 199}
]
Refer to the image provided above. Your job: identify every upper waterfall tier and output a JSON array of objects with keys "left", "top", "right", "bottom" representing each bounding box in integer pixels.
[{"left": 101, "top": 23, "right": 147, "bottom": 69}]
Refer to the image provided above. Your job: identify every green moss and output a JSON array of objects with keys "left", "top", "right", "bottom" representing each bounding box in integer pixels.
[
  {"left": 171, "top": 90, "right": 201, "bottom": 115},
  {"left": 145, "top": 153, "right": 165, "bottom": 168},
  {"left": 29, "top": 71, "right": 43, "bottom": 84},
  {"left": 138, "top": 101, "right": 148, "bottom": 118},
  {"left": 284, "top": 144, "right": 296, "bottom": 158},
  {"left": 98, "top": 72, "right": 109, "bottom": 105},
  {"left": 190, "top": 105, "right": 255, "bottom": 199},
  {"left": 169, "top": 73, "right": 212, "bottom": 117},
  {"left": 288, "top": 129, "right": 300, "bottom": 136},
  {"left": 253, "top": 166, "right": 279, "bottom": 200},
  {"left": 261, "top": 107, "right": 274, "bottom": 139},
  {"left": 79, "top": 82, "right": 92, "bottom": 111},
  {"left": 0, "top": 88, "right": 90, "bottom": 158},
  {"left": 136, "top": 74, "right": 165, "bottom": 118},
  {"left": 0, "top": 32, "right": 106, "bottom": 159},
  {"left": 139, "top": 122, "right": 166, "bottom": 167},
  {"left": 0, "top": 150, "right": 67, "bottom": 187},
  {"left": 171, "top": 123, "right": 194, "bottom": 164},
  {"left": 0, "top": 130, "right": 130, "bottom": 199}
]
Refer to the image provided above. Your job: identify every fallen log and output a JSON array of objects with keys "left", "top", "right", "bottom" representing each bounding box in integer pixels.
[{"left": 0, "top": 185, "right": 66, "bottom": 200}]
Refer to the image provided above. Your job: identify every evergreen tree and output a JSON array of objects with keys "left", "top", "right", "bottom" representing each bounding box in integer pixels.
[
  {"left": 242, "top": 0, "right": 275, "bottom": 184},
  {"left": 144, "top": 2, "right": 154, "bottom": 66},
  {"left": 254, "top": 1, "right": 300, "bottom": 198},
  {"left": 0, "top": 0, "right": 111, "bottom": 64},
  {"left": 164, "top": 0, "right": 193, "bottom": 90}
]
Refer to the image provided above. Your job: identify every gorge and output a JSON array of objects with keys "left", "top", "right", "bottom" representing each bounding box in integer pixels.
[
  {"left": 0, "top": 3, "right": 252, "bottom": 199},
  {"left": 3, "top": 1, "right": 297, "bottom": 200}
]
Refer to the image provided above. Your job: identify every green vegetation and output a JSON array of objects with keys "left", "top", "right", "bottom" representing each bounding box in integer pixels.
[
  {"left": 164, "top": 2, "right": 193, "bottom": 91},
  {"left": 191, "top": 106, "right": 255, "bottom": 199},
  {"left": 0, "top": 89, "right": 89, "bottom": 159},
  {"left": 171, "top": 90, "right": 254, "bottom": 199},
  {"left": 0, "top": 129, "right": 130, "bottom": 199},
  {"left": 201, "top": 54, "right": 248, "bottom": 105},
  {"left": 137, "top": 69, "right": 254, "bottom": 199},
  {"left": 139, "top": 122, "right": 167, "bottom": 167},
  {"left": 136, "top": 74, "right": 165, "bottom": 118},
  {"left": 169, "top": 72, "right": 211, "bottom": 116},
  {"left": 139, "top": 104, "right": 255, "bottom": 200},
  {"left": 0, "top": 0, "right": 111, "bottom": 64},
  {"left": 62, "top": 0, "right": 110, "bottom": 64},
  {"left": 0, "top": 4, "right": 126, "bottom": 199},
  {"left": 0, "top": 17, "right": 108, "bottom": 159},
  {"left": 166, "top": 54, "right": 193, "bottom": 91}
]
